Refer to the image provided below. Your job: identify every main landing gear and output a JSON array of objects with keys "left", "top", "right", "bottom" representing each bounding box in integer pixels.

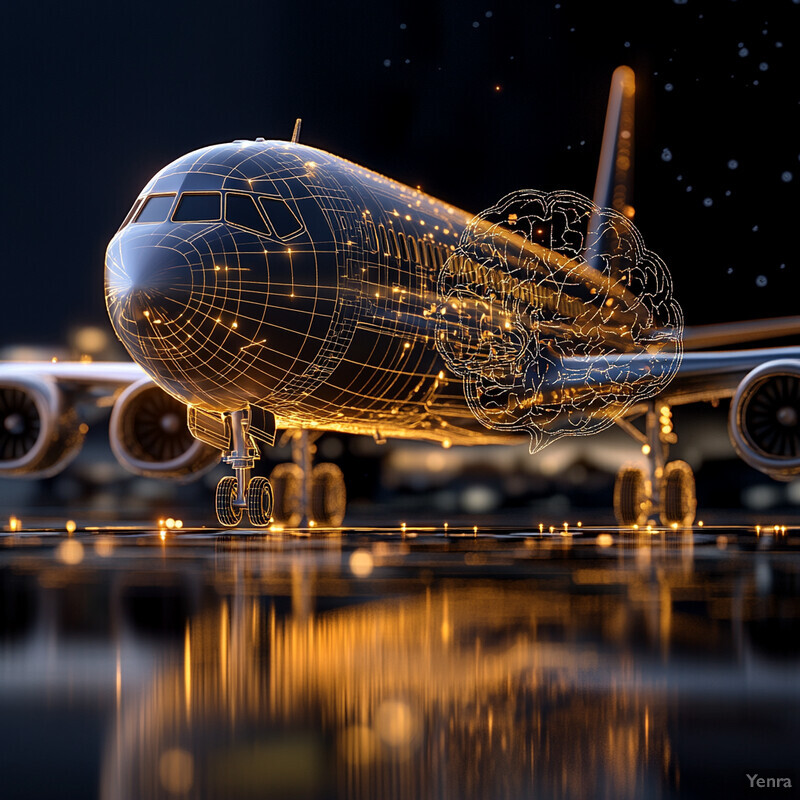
[
  {"left": 211, "top": 410, "right": 346, "bottom": 529},
  {"left": 268, "top": 430, "right": 346, "bottom": 528},
  {"left": 613, "top": 402, "right": 697, "bottom": 528}
]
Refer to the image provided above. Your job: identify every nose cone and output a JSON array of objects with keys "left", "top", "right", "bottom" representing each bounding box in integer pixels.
[{"left": 106, "top": 237, "right": 195, "bottom": 324}]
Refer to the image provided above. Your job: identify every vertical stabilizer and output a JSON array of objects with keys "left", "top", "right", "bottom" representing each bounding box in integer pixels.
[{"left": 592, "top": 65, "right": 635, "bottom": 215}]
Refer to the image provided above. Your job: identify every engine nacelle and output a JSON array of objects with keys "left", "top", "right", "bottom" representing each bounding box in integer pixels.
[
  {"left": 110, "top": 380, "right": 220, "bottom": 481},
  {"left": 0, "top": 378, "right": 85, "bottom": 478},
  {"left": 729, "top": 360, "right": 800, "bottom": 481}
]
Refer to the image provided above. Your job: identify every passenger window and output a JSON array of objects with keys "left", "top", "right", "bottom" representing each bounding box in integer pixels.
[
  {"left": 425, "top": 242, "right": 436, "bottom": 269},
  {"left": 258, "top": 197, "right": 303, "bottom": 238},
  {"left": 398, "top": 232, "right": 409, "bottom": 261},
  {"left": 389, "top": 229, "right": 400, "bottom": 259},
  {"left": 407, "top": 236, "right": 419, "bottom": 264},
  {"left": 379, "top": 225, "right": 390, "bottom": 256},
  {"left": 225, "top": 193, "right": 270, "bottom": 235},
  {"left": 365, "top": 219, "right": 378, "bottom": 252},
  {"left": 173, "top": 192, "right": 222, "bottom": 222},
  {"left": 135, "top": 194, "right": 176, "bottom": 223}
]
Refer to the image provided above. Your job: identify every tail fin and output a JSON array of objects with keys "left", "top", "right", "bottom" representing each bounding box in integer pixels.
[{"left": 592, "top": 65, "right": 635, "bottom": 216}]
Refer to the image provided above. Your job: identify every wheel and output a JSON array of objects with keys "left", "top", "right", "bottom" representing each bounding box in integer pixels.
[
  {"left": 310, "top": 463, "right": 346, "bottom": 527},
  {"left": 269, "top": 462, "right": 304, "bottom": 527},
  {"left": 215, "top": 476, "right": 242, "bottom": 527},
  {"left": 659, "top": 460, "right": 697, "bottom": 527},
  {"left": 613, "top": 466, "right": 650, "bottom": 526},
  {"left": 247, "top": 476, "right": 274, "bottom": 527}
]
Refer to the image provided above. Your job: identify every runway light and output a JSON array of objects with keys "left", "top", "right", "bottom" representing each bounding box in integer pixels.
[
  {"left": 66, "top": 520, "right": 76, "bottom": 534},
  {"left": 95, "top": 537, "right": 113, "bottom": 557},
  {"left": 165, "top": 518, "right": 175, "bottom": 529},
  {"left": 309, "top": 520, "right": 316, "bottom": 528},
  {"left": 9, "top": 516, "right": 20, "bottom": 532},
  {"left": 175, "top": 519, "right": 183, "bottom": 529},
  {"left": 698, "top": 520, "right": 704, "bottom": 527},
  {"left": 671, "top": 522, "right": 678, "bottom": 530},
  {"left": 755, "top": 525, "right": 761, "bottom": 535},
  {"left": 539, "top": 523, "right": 544, "bottom": 533},
  {"left": 56, "top": 539, "right": 84, "bottom": 565},
  {"left": 577, "top": 521, "right": 582, "bottom": 527},
  {"left": 350, "top": 548, "right": 374, "bottom": 577}
]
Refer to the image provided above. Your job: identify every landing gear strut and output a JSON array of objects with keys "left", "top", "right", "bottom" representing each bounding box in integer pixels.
[
  {"left": 268, "top": 430, "right": 347, "bottom": 528},
  {"left": 613, "top": 402, "right": 697, "bottom": 527},
  {"left": 214, "top": 409, "right": 274, "bottom": 528}
]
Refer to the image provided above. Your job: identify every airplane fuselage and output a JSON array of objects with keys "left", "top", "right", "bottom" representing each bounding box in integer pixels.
[{"left": 106, "top": 139, "right": 507, "bottom": 446}]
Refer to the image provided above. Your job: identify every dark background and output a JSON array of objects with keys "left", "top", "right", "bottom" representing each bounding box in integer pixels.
[
  {"left": 0, "top": 0, "right": 799, "bottom": 521},
  {"left": 1, "top": 0, "right": 798, "bottom": 346}
]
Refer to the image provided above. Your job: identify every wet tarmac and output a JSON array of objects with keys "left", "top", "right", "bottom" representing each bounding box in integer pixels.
[{"left": 1, "top": 522, "right": 799, "bottom": 799}]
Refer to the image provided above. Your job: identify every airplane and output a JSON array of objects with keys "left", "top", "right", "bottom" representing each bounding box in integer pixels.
[{"left": 2, "top": 66, "right": 800, "bottom": 529}]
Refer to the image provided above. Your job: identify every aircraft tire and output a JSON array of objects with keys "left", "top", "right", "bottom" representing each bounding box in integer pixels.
[
  {"left": 215, "top": 476, "right": 243, "bottom": 527},
  {"left": 613, "top": 466, "right": 650, "bottom": 527},
  {"left": 247, "top": 476, "right": 274, "bottom": 527},
  {"left": 269, "top": 463, "right": 304, "bottom": 527},
  {"left": 310, "top": 463, "right": 346, "bottom": 527},
  {"left": 659, "top": 460, "right": 697, "bottom": 527}
]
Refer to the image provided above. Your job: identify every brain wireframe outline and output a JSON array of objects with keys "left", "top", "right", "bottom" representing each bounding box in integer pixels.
[{"left": 434, "top": 190, "right": 683, "bottom": 452}]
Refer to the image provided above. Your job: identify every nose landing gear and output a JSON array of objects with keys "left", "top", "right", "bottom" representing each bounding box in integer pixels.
[{"left": 214, "top": 409, "right": 275, "bottom": 528}]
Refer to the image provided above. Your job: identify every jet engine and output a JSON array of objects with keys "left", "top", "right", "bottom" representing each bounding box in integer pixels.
[
  {"left": 110, "top": 380, "right": 220, "bottom": 480},
  {"left": 0, "top": 378, "right": 85, "bottom": 478},
  {"left": 729, "top": 360, "right": 800, "bottom": 481}
]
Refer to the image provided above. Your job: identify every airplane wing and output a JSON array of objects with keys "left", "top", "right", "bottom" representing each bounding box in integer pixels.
[
  {"left": 683, "top": 316, "right": 800, "bottom": 350},
  {"left": 0, "top": 360, "right": 147, "bottom": 387},
  {"left": 558, "top": 344, "right": 800, "bottom": 407}
]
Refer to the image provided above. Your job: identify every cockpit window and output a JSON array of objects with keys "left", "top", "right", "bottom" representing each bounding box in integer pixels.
[
  {"left": 134, "top": 194, "right": 176, "bottom": 223},
  {"left": 225, "top": 193, "right": 271, "bottom": 235},
  {"left": 172, "top": 192, "right": 222, "bottom": 222},
  {"left": 258, "top": 196, "right": 303, "bottom": 238}
]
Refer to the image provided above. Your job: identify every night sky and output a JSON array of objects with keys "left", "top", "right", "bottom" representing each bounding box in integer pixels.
[{"left": 2, "top": 0, "right": 798, "bottom": 348}]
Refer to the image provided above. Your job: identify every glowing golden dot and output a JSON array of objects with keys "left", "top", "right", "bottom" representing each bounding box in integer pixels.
[
  {"left": 66, "top": 520, "right": 76, "bottom": 534},
  {"left": 641, "top": 444, "right": 651, "bottom": 455},
  {"left": 56, "top": 539, "right": 84, "bottom": 565},
  {"left": 597, "top": 533, "right": 613, "bottom": 547},
  {"left": 442, "top": 438, "right": 451, "bottom": 449},
  {"left": 232, "top": 322, "right": 238, "bottom": 329},
  {"left": 349, "top": 549, "right": 374, "bottom": 577}
]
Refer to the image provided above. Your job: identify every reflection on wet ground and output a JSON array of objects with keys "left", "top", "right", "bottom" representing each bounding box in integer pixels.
[{"left": 0, "top": 524, "right": 799, "bottom": 799}]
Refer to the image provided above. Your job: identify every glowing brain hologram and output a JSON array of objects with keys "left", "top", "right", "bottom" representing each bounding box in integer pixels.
[{"left": 435, "top": 190, "right": 684, "bottom": 452}]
